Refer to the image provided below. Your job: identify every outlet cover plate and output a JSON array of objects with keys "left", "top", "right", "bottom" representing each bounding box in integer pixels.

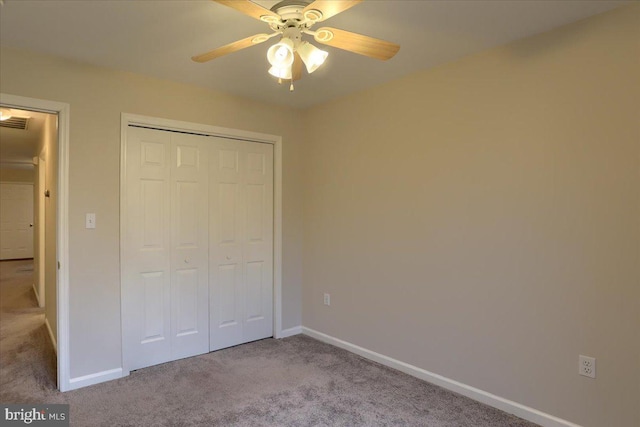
[{"left": 579, "top": 355, "right": 596, "bottom": 378}]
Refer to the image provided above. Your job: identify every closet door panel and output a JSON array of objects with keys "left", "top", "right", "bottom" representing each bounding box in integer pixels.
[
  {"left": 123, "top": 127, "right": 172, "bottom": 371},
  {"left": 210, "top": 140, "right": 245, "bottom": 350},
  {"left": 170, "top": 133, "right": 210, "bottom": 360},
  {"left": 242, "top": 141, "right": 274, "bottom": 342},
  {"left": 210, "top": 139, "right": 274, "bottom": 351}
]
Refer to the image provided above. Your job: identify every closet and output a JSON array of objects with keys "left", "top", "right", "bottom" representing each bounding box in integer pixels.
[{"left": 122, "top": 126, "right": 273, "bottom": 371}]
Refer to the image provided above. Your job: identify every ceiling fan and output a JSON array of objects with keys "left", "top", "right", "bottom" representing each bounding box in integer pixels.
[{"left": 192, "top": 0, "right": 400, "bottom": 90}]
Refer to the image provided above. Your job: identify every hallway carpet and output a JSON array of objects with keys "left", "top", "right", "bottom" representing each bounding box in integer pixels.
[
  {"left": 0, "top": 260, "right": 57, "bottom": 400},
  {"left": 1, "top": 260, "right": 537, "bottom": 426}
]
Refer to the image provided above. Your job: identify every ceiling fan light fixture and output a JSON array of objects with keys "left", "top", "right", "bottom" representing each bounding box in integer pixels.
[
  {"left": 194, "top": 1, "right": 400, "bottom": 91},
  {"left": 267, "top": 37, "right": 295, "bottom": 68},
  {"left": 297, "top": 42, "right": 328, "bottom": 74},
  {"left": 268, "top": 65, "right": 292, "bottom": 80},
  {"left": 0, "top": 108, "right": 12, "bottom": 121}
]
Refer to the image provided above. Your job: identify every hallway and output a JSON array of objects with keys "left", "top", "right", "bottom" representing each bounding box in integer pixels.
[{"left": 0, "top": 259, "right": 57, "bottom": 403}]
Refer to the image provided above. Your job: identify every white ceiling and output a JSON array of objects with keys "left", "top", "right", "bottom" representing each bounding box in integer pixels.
[{"left": 0, "top": 0, "right": 630, "bottom": 109}]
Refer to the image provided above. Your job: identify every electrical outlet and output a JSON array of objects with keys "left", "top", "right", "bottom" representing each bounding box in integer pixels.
[
  {"left": 579, "top": 355, "right": 596, "bottom": 378},
  {"left": 323, "top": 293, "right": 330, "bottom": 306}
]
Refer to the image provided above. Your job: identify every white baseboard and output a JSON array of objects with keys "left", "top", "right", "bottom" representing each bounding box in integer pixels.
[
  {"left": 302, "top": 327, "right": 580, "bottom": 427},
  {"left": 68, "top": 368, "right": 124, "bottom": 391},
  {"left": 44, "top": 316, "right": 57, "bottom": 355},
  {"left": 32, "top": 283, "right": 42, "bottom": 307},
  {"left": 278, "top": 326, "right": 302, "bottom": 338}
]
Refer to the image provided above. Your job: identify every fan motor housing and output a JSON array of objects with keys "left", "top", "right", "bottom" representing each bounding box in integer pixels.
[{"left": 271, "top": 0, "right": 312, "bottom": 22}]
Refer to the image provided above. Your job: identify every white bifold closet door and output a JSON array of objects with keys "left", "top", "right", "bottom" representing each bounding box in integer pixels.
[
  {"left": 123, "top": 127, "right": 210, "bottom": 371},
  {"left": 209, "top": 138, "right": 273, "bottom": 351},
  {"left": 123, "top": 126, "right": 274, "bottom": 371}
]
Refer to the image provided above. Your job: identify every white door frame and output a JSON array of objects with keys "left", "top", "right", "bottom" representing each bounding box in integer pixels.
[
  {"left": 0, "top": 93, "right": 71, "bottom": 391},
  {"left": 38, "top": 153, "right": 46, "bottom": 308},
  {"left": 120, "top": 113, "right": 284, "bottom": 369}
]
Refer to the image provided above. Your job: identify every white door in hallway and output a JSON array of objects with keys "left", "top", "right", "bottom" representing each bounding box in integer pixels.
[
  {"left": 0, "top": 183, "right": 34, "bottom": 260},
  {"left": 122, "top": 127, "right": 209, "bottom": 371},
  {"left": 209, "top": 138, "right": 273, "bottom": 351}
]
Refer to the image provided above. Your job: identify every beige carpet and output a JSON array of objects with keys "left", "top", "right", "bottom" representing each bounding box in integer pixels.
[{"left": 1, "top": 260, "right": 538, "bottom": 426}]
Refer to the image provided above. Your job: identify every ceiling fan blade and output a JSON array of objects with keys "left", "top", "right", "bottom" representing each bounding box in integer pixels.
[
  {"left": 313, "top": 27, "right": 399, "bottom": 61},
  {"left": 292, "top": 52, "right": 303, "bottom": 81},
  {"left": 303, "top": 0, "right": 363, "bottom": 22},
  {"left": 212, "top": 0, "right": 280, "bottom": 22},
  {"left": 192, "top": 34, "right": 270, "bottom": 63}
]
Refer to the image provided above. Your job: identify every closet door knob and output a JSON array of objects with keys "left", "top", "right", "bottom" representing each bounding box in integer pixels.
[{"left": 226, "top": 256, "right": 231, "bottom": 261}]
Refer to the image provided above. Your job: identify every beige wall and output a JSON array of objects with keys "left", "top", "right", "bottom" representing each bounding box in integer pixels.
[
  {"left": 0, "top": 167, "right": 34, "bottom": 183},
  {"left": 0, "top": 47, "right": 304, "bottom": 379},
  {"left": 302, "top": 6, "right": 639, "bottom": 427}
]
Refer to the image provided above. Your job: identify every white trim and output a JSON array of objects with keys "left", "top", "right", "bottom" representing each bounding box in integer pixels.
[
  {"left": 37, "top": 154, "right": 46, "bottom": 309},
  {"left": 122, "top": 113, "right": 281, "bottom": 144},
  {"left": 120, "top": 116, "right": 127, "bottom": 373},
  {"left": 68, "top": 368, "right": 124, "bottom": 391},
  {"left": 302, "top": 327, "right": 581, "bottom": 427},
  {"left": 32, "top": 283, "right": 42, "bottom": 306},
  {"left": 272, "top": 136, "right": 283, "bottom": 338},
  {"left": 119, "top": 113, "right": 285, "bottom": 367},
  {"left": 1, "top": 93, "right": 71, "bottom": 392},
  {"left": 44, "top": 317, "right": 57, "bottom": 355},
  {"left": 279, "top": 326, "right": 302, "bottom": 338}
]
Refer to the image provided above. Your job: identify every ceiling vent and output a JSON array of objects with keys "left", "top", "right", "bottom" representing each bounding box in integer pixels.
[{"left": 0, "top": 116, "right": 30, "bottom": 130}]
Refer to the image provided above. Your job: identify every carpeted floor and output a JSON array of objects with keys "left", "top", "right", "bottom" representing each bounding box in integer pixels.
[{"left": 1, "top": 259, "right": 538, "bottom": 426}]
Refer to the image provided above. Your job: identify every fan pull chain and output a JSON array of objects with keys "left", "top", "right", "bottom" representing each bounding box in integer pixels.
[{"left": 290, "top": 80, "right": 294, "bottom": 92}]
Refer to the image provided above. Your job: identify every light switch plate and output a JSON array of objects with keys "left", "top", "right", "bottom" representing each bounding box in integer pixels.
[{"left": 86, "top": 213, "right": 96, "bottom": 229}]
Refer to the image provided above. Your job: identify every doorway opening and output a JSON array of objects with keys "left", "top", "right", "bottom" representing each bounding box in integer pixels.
[
  {"left": 0, "top": 107, "right": 58, "bottom": 391},
  {"left": 0, "top": 94, "right": 70, "bottom": 391}
]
